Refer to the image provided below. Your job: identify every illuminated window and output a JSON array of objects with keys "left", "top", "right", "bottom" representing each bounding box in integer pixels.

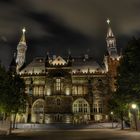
[
  {"left": 39, "top": 86, "right": 44, "bottom": 96},
  {"left": 78, "top": 86, "right": 82, "bottom": 95},
  {"left": 93, "top": 104, "right": 97, "bottom": 113},
  {"left": 73, "top": 98, "right": 90, "bottom": 114},
  {"left": 72, "top": 86, "right": 78, "bottom": 95},
  {"left": 56, "top": 79, "right": 61, "bottom": 91},
  {"left": 72, "top": 85, "right": 86, "bottom": 95},
  {"left": 33, "top": 86, "right": 39, "bottom": 96},
  {"left": 93, "top": 101, "right": 103, "bottom": 113}
]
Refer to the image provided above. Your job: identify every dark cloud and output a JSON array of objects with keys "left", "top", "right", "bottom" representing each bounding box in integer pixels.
[{"left": 0, "top": 0, "right": 140, "bottom": 67}]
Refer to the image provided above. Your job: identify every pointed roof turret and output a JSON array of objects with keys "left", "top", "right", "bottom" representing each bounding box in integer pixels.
[
  {"left": 106, "top": 18, "right": 118, "bottom": 58},
  {"left": 106, "top": 19, "right": 114, "bottom": 38}
]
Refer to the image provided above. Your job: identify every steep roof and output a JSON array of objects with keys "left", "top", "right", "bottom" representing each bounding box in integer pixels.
[
  {"left": 20, "top": 56, "right": 104, "bottom": 74},
  {"left": 20, "top": 57, "right": 45, "bottom": 74},
  {"left": 72, "top": 57, "right": 103, "bottom": 73}
]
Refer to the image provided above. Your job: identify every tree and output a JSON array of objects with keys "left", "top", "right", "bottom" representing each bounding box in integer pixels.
[
  {"left": 108, "top": 93, "right": 129, "bottom": 129},
  {"left": 0, "top": 62, "right": 26, "bottom": 133},
  {"left": 10, "top": 73, "right": 26, "bottom": 129},
  {"left": 0, "top": 62, "right": 8, "bottom": 114},
  {"left": 117, "top": 37, "right": 140, "bottom": 101},
  {"left": 109, "top": 37, "right": 140, "bottom": 129}
]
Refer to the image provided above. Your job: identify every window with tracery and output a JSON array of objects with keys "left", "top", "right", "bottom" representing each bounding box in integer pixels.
[
  {"left": 73, "top": 98, "right": 90, "bottom": 114},
  {"left": 32, "top": 100, "right": 45, "bottom": 114}
]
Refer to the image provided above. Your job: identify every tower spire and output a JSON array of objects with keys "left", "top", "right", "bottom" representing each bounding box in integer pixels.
[
  {"left": 106, "top": 19, "right": 117, "bottom": 57},
  {"left": 106, "top": 19, "right": 114, "bottom": 38},
  {"left": 107, "top": 18, "right": 110, "bottom": 25},
  {"left": 16, "top": 27, "right": 28, "bottom": 71},
  {"left": 20, "top": 27, "right": 26, "bottom": 44}
]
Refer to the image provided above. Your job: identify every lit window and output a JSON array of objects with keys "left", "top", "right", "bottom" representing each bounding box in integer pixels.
[
  {"left": 56, "top": 79, "right": 61, "bottom": 91},
  {"left": 72, "top": 86, "right": 86, "bottom": 95},
  {"left": 93, "top": 101, "right": 103, "bottom": 113},
  {"left": 33, "top": 86, "right": 39, "bottom": 96},
  {"left": 39, "top": 86, "right": 44, "bottom": 96},
  {"left": 72, "top": 86, "right": 78, "bottom": 95},
  {"left": 73, "top": 98, "right": 90, "bottom": 114},
  {"left": 93, "top": 104, "right": 98, "bottom": 113}
]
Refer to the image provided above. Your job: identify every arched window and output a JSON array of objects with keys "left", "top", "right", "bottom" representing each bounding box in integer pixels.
[
  {"left": 32, "top": 99, "right": 46, "bottom": 123},
  {"left": 72, "top": 98, "right": 90, "bottom": 114},
  {"left": 32, "top": 99, "right": 45, "bottom": 114}
]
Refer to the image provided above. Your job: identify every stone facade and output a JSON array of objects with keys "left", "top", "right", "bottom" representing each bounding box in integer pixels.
[
  {"left": 17, "top": 55, "right": 119, "bottom": 124},
  {"left": 10, "top": 21, "right": 121, "bottom": 124}
]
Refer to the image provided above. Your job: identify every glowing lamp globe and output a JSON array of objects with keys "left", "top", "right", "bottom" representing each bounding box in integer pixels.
[{"left": 132, "top": 104, "right": 137, "bottom": 109}]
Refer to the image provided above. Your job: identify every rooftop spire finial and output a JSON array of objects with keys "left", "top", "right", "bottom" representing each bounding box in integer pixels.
[
  {"left": 107, "top": 18, "right": 110, "bottom": 25},
  {"left": 20, "top": 27, "right": 26, "bottom": 43},
  {"left": 106, "top": 18, "right": 114, "bottom": 37},
  {"left": 22, "top": 27, "right": 26, "bottom": 34}
]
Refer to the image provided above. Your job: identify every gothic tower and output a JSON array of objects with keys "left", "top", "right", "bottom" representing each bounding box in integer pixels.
[
  {"left": 104, "top": 19, "right": 121, "bottom": 92},
  {"left": 16, "top": 27, "right": 27, "bottom": 71},
  {"left": 106, "top": 19, "right": 118, "bottom": 58}
]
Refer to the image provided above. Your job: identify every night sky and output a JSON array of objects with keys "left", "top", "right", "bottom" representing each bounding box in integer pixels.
[{"left": 0, "top": 0, "right": 140, "bottom": 67}]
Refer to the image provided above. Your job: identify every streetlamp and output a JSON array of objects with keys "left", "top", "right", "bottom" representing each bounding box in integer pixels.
[
  {"left": 110, "top": 111, "right": 114, "bottom": 128},
  {"left": 131, "top": 103, "right": 138, "bottom": 131}
]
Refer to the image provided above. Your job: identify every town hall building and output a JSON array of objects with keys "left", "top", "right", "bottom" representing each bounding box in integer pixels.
[{"left": 10, "top": 20, "right": 121, "bottom": 124}]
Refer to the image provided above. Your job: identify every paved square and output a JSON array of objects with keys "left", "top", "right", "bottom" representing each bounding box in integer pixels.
[{"left": 0, "top": 129, "right": 140, "bottom": 140}]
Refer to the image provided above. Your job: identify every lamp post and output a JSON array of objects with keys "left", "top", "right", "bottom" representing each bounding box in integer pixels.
[
  {"left": 131, "top": 104, "right": 138, "bottom": 131},
  {"left": 110, "top": 111, "right": 114, "bottom": 128}
]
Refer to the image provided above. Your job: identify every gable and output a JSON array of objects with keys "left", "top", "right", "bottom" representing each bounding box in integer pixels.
[{"left": 51, "top": 56, "right": 67, "bottom": 65}]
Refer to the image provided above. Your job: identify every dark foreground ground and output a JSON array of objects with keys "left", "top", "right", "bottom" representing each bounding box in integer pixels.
[{"left": 0, "top": 129, "right": 140, "bottom": 140}]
